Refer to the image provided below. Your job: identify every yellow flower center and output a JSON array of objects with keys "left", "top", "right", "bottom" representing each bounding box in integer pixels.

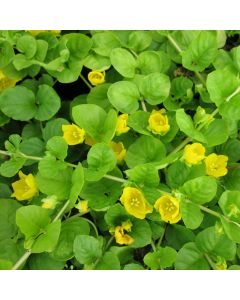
[
  {"left": 130, "top": 197, "right": 141, "bottom": 207},
  {"left": 163, "top": 200, "right": 178, "bottom": 213}
]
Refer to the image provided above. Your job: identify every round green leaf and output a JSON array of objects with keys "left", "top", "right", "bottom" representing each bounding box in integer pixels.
[
  {"left": 107, "top": 81, "right": 140, "bottom": 113},
  {"left": 0, "top": 41, "right": 14, "bottom": 68},
  {"left": 110, "top": 48, "right": 137, "bottom": 78}
]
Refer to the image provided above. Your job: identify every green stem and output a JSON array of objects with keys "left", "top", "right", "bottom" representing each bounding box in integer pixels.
[
  {"left": 103, "top": 174, "right": 126, "bottom": 183},
  {"left": 11, "top": 250, "right": 32, "bottom": 270},
  {"left": 169, "top": 137, "right": 192, "bottom": 155},
  {"left": 82, "top": 218, "right": 99, "bottom": 237},
  {"left": 105, "top": 236, "right": 114, "bottom": 251},
  {"left": 53, "top": 200, "right": 70, "bottom": 222},
  {"left": 151, "top": 240, "right": 157, "bottom": 252},
  {"left": 141, "top": 100, "right": 147, "bottom": 112},
  {"left": 204, "top": 253, "right": 217, "bottom": 270},
  {"left": 79, "top": 73, "right": 92, "bottom": 90},
  {"left": 198, "top": 204, "right": 222, "bottom": 219},
  {"left": 157, "top": 223, "right": 168, "bottom": 248}
]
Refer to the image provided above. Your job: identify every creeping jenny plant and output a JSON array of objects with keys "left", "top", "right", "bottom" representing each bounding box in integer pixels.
[{"left": 0, "top": 30, "right": 240, "bottom": 270}]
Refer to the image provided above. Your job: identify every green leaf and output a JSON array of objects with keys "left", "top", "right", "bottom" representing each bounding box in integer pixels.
[
  {"left": 166, "top": 160, "right": 191, "bottom": 189},
  {"left": 175, "top": 242, "right": 209, "bottom": 270},
  {"left": 216, "top": 139, "right": 240, "bottom": 162},
  {"left": 85, "top": 143, "right": 117, "bottom": 181},
  {"left": 31, "top": 220, "right": 61, "bottom": 253},
  {"left": 220, "top": 217, "right": 240, "bottom": 243},
  {"left": 16, "top": 35, "right": 37, "bottom": 59},
  {"left": 66, "top": 33, "right": 92, "bottom": 59},
  {"left": 137, "top": 51, "right": 167, "bottom": 75},
  {"left": 125, "top": 164, "right": 160, "bottom": 187},
  {"left": 139, "top": 72, "right": 170, "bottom": 105},
  {"left": 110, "top": 48, "right": 137, "bottom": 78},
  {"left": 165, "top": 224, "right": 195, "bottom": 250},
  {"left": 36, "top": 159, "right": 72, "bottom": 200},
  {"left": 181, "top": 176, "right": 217, "bottom": 205},
  {"left": 128, "top": 31, "right": 152, "bottom": 52},
  {"left": 0, "top": 86, "right": 37, "bottom": 121},
  {"left": 20, "top": 137, "right": 45, "bottom": 165},
  {"left": 13, "top": 54, "right": 33, "bottom": 70},
  {"left": 144, "top": 246, "right": 177, "bottom": 270},
  {"left": 201, "top": 119, "right": 229, "bottom": 147},
  {"left": 46, "top": 136, "right": 68, "bottom": 160},
  {"left": 83, "top": 52, "right": 111, "bottom": 71},
  {"left": 125, "top": 135, "right": 166, "bottom": 168},
  {"left": 123, "top": 263, "right": 144, "bottom": 270},
  {"left": 0, "top": 157, "right": 26, "bottom": 177},
  {"left": 87, "top": 83, "right": 112, "bottom": 111},
  {"left": 130, "top": 219, "right": 152, "bottom": 248},
  {"left": 92, "top": 32, "right": 121, "bottom": 57},
  {"left": 107, "top": 81, "right": 140, "bottom": 113},
  {"left": 73, "top": 235, "right": 102, "bottom": 264},
  {"left": 180, "top": 199, "right": 204, "bottom": 230},
  {"left": 52, "top": 218, "right": 90, "bottom": 261},
  {"left": 42, "top": 118, "right": 69, "bottom": 141},
  {"left": 34, "top": 85, "right": 61, "bottom": 121},
  {"left": 16, "top": 205, "right": 50, "bottom": 240},
  {"left": 219, "top": 190, "right": 240, "bottom": 222},
  {"left": 0, "top": 239, "right": 25, "bottom": 266},
  {"left": 182, "top": 31, "right": 218, "bottom": 72},
  {"left": 0, "top": 183, "right": 11, "bottom": 198},
  {"left": 68, "top": 163, "right": 85, "bottom": 209},
  {"left": 0, "top": 259, "right": 13, "bottom": 270},
  {"left": 95, "top": 251, "right": 121, "bottom": 270},
  {"left": 104, "top": 203, "right": 128, "bottom": 227},
  {"left": 176, "top": 109, "right": 206, "bottom": 142},
  {"left": 0, "top": 41, "right": 14, "bottom": 68},
  {"left": 224, "top": 168, "right": 240, "bottom": 191},
  {"left": 28, "top": 253, "right": 65, "bottom": 270},
  {"left": 127, "top": 110, "right": 151, "bottom": 136},
  {"left": 195, "top": 226, "right": 236, "bottom": 260},
  {"left": 72, "top": 104, "right": 117, "bottom": 142},
  {"left": 0, "top": 199, "right": 21, "bottom": 240},
  {"left": 170, "top": 76, "right": 193, "bottom": 101}
]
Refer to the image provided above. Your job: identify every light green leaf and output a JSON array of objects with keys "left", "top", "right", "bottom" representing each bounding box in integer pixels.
[
  {"left": 144, "top": 246, "right": 177, "bottom": 269},
  {"left": 128, "top": 31, "right": 152, "bottom": 52},
  {"left": 219, "top": 190, "right": 240, "bottom": 222},
  {"left": 110, "top": 48, "right": 137, "bottom": 78},
  {"left": 95, "top": 251, "right": 120, "bottom": 270},
  {"left": 46, "top": 136, "right": 68, "bottom": 160},
  {"left": 0, "top": 157, "right": 26, "bottom": 177},
  {"left": 16, "top": 35, "right": 37, "bottom": 59},
  {"left": 180, "top": 199, "right": 204, "bottom": 230},
  {"left": 130, "top": 219, "right": 152, "bottom": 248},
  {"left": 201, "top": 119, "right": 229, "bottom": 147}
]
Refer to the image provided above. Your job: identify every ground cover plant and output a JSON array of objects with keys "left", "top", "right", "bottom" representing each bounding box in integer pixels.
[{"left": 0, "top": 30, "right": 240, "bottom": 270}]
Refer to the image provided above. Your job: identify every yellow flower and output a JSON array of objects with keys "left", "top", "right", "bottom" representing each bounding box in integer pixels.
[
  {"left": 204, "top": 153, "right": 228, "bottom": 178},
  {"left": 215, "top": 257, "right": 227, "bottom": 270},
  {"left": 116, "top": 114, "right": 130, "bottom": 136},
  {"left": 183, "top": 143, "right": 206, "bottom": 165},
  {"left": 41, "top": 195, "right": 58, "bottom": 209},
  {"left": 75, "top": 200, "right": 89, "bottom": 214},
  {"left": 62, "top": 124, "right": 85, "bottom": 145},
  {"left": 154, "top": 195, "right": 181, "bottom": 224},
  {"left": 0, "top": 70, "right": 18, "bottom": 92},
  {"left": 27, "top": 30, "right": 61, "bottom": 36},
  {"left": 120, "top": 187, "right": 153, "bottom": 219},
  {"left": 11, "top": 171, "right": 38, "bottom": 201},
  {"left": 109, "top": 141, "right": 126, "bottom": 163},
  {"left": 110, "top": 220, "right": 134, "bottom": 245},
  {"left": 88, "top": 71, "right": 105, "bottom": 86},
  {"left": 84, "top": 134, "right": 96, "bottom": 146},
  {"left": 148, "top": 109, "right": 170, "bottom": 135}
]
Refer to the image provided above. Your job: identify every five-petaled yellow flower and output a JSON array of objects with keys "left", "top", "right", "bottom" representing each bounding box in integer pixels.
[
  {"left": 62, "top": 124, "right": 85, "bottom": 145},
  {"left": 27, "top": 30, "right": 61, "bottom": 36},
  {"left": 41, "top": 195, "right": 58, "bottom": 209},
  {"left": 183, "top": 143, "right": 206, "bottom": 165},
  {"left": 109, "top": 141, "right": 126, "bottom": 163},
  {"left": 154, "top": 195, "right": 181, "bottom": 224},
  {"left": 0, "top": 70, "right": 18, "bottom": 92},
  {"left": 75, "top": 200, "right": 89, "bottom": 214},
  {"left": 120, "top": 187, "right": 153, "bottom": 219},
  {"left": 11, "top": 171, "right": 38, "bottom": 201},
  {"left": 110, "top": 220, "right": 134, "bottom": 245},
  {"left": 116, "top": 114, "right": 130, "bottom": 136},
  {"left": 88, "top": 71, "right": 105, "bottom": 86},
  {"left": 148, "top": 109, "right": 170, "bottom": 135},
  {"left": 204, "top": 153, "right": 228, "bottom": 178}
]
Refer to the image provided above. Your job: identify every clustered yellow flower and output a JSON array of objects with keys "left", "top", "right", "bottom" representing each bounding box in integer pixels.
[
  {"left": 88, "top": 71, "right": 105, "bottom": 86},
  {"left": 110, "top": 220, "right": 134, "bottom": 245},
  {"left": 11, "top": 171, "right": 38, "bottom": 201},
  {"left": 62, "top": 124, "right": 85, "bottom": 145},
  {"left": 75, "top": 200, "right": 89, "bottom": 214},
  {"left": 27, "top": 30, "right": 61, "bottom": 36},
  {"left": 0, "top": 70, "right": 18, "bottom": 92},
  {"left": 204, "top": 153, "right": 228, "bottom": 178},
  {"left": 120, "top": 187, "right": 153, "bottom": 219},
  {"left": 116, "top": 114, "right": 130, "bottom": 136},
  {"left": 109, "top": 141, "right": 126, "bottom": 163},
  {"left": 41, "top": 195, "right": 58, "bottom": 209},
  {"left": 183, "top": 143, "right": 206, "bottom": 165},
  {"left": 154, "top": 194, "right": 181, "bottom": 224},
  {"left": 148, "top": 109, "right": 170, "bottom": 135}
]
